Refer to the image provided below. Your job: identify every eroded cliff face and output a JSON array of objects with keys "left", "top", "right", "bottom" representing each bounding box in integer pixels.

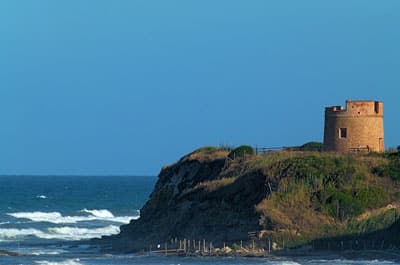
[
  {"left": 100, "top": 148, "right": 400, "bottom": 253},
  {"left": 103, "top": 149, "right": 272, "bottom": 252}
]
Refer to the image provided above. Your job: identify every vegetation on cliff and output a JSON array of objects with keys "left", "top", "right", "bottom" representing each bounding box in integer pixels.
[{"left": 105, "top": 145, "right": 400, "bottom": 252}]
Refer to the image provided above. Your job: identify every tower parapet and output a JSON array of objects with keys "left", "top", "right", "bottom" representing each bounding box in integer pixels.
[{"left": 323, "top": 100, "right": 384, "bottom": 153}]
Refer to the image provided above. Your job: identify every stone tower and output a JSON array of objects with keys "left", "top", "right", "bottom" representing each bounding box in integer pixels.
[{"left": 323, "top": 100, "right": 384, "bottom": 153}]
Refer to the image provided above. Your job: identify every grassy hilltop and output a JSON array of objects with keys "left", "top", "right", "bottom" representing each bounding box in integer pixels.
[{"left": 104, "top": 144, "right": 400, "bottom": 252}]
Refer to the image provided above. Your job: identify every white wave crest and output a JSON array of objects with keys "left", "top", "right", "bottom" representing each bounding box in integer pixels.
[
  {"left": 35, "top": 259, "right": 83, "bottom": 265},
  {"left": 0, "top": 225, "right": 120, "bottom": 241},
  {"left": 31, "top": 250, "right": 65, "bottom": 256},
  {"left": 7, "top": 209, "right": 139, "bottom": 224},
  {"left": 7, "top": 212, "right": 90, "bottom": 224},
  {"left": 273, "top": 261, "right": 301, "bottom": 265},
  {"left": 81, "top": 208, "right": 114, "bottom": 218},
  {"left": 47, "top": 225, "right": 120, "bottom": 240},
  {"left": 37, "top": 195, "right": 47, "bottom": 199}
]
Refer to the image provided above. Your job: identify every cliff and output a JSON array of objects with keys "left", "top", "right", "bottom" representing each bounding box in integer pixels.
[{"left": 99, "top": 147, "right": 400, "bottom": 253}]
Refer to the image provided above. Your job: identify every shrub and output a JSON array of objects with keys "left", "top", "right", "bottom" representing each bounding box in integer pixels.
[
  {"left": 373, "top": 158, "right": 400, "bottom": 181},
  {"left": 287, "top": 142, "right": 323, "bottom": 152},
  {"left": 231, "top": 243, "right": 241, "bottom": 251},
  {"left": 322, "top": 189, "right": 363, "bottom": 221},
  {"left": 322, "top": 187, "right": 388, "bottom": 221},
  {"left": 228, "top": 145, "right": 254, "bottom": 159}
]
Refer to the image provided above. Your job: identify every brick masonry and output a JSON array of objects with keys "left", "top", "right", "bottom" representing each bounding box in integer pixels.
[{"left": 323, "top": 100, "right": 384, "bottom": 153}]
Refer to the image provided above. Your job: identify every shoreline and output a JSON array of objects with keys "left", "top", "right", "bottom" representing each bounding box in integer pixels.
[{"left": 134, "top": 247, "right": 400, "bottom": 260}]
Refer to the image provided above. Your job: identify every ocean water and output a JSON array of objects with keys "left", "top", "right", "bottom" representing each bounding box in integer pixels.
[{"left": 0, "top": 175, "right": 399, "bottom": 265}]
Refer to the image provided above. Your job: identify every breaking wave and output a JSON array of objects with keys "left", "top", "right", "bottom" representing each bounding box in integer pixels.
[
  {"left": 35, "top": 259, "right": 83, "bottom": 265},
  {"left": 7, "top": 209, "right": 139, "bottom": 224},
  {"left": 81, "top": 208, "right": 114, "bottom": 218},
  {"left": 0, "top": 225, "right": 120, "bottom": 241}
]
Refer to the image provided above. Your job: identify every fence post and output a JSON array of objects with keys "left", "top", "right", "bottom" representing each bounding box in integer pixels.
[{"left": 268, "top": 238, "right": 271, "bottom": 253}]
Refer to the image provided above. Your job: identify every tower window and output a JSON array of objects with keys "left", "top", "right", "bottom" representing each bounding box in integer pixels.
[
  {"left": 339, "top": 128, "right": 347, "bottom": 139},
  {"left": 375, "top": 102, "right": 380, "bottom": 114}
]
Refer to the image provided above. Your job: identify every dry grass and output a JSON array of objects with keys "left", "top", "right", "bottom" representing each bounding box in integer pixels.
[
  {"left": 187, "top": 147, "right": 229, "bottom": 162},
  {"left": 195, "top": 177, "right": 237, "bottom": 192}
]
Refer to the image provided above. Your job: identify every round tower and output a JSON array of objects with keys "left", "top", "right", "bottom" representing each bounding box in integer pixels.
[{"left": 323, "top": 100, "right": 384, "bottom": 153}]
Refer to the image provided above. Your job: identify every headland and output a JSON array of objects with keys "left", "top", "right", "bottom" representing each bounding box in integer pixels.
[{"left": 97, "top": 144, "right": 400, "bottom": 256}]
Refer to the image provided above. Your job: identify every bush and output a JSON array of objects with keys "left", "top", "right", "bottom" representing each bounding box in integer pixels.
[
  {"left": 231, "top": 243, "right": 241, "bottom": 251},
  {"left": 228, "top": 145, "right": 254, "bottom": 159},
  {"left": 286, "top": 142, "right": 323, "bottom": 152},
  {"left": 322, "top": 187, "right": 388, "bottom": 221},
  {"left": 322, "top": 189, "right": 362, "bottom": 220},
  {"left": 374, "top": 158, "right": 400, "bottom": 181}
]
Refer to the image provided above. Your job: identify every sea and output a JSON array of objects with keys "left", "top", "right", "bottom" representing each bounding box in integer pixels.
[{"left": 0, "top": 175, "right": 400, "bottom": 265}]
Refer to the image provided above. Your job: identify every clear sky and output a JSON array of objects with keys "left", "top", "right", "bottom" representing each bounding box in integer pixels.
[{"left": 1, "top": 1, "right": 399, "bottom": 175}]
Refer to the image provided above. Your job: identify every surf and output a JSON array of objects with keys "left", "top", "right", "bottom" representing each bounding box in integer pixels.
[{"left": 7, "top": 209, "right": 139, "bottom": 224}]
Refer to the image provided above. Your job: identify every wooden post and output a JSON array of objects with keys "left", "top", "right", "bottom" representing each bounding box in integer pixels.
[
  {"left": 203, "top": 239, "right": 206, "bottom": 252},
  {"left": 223, "top": 242, "right": 226, "bottom": 249},
  {"left": 179, "top": 240, "right": 182, "bottom": 250},
  {"left": 252, "top": 240, "right": 255, "bottom": 252},
  {"left": 165, "top": 242, "right": 168, "bottom": 256},
  {"left": 268, "top": 239, "right": 271, "bottom": 253},
  {"left": 240, "top": 240, "right": 243, "bottom": 249},
  {"left": 188, "top": 239, "right": 191, "bottom": 252},
  {"left": 193, "top": 240, "right": 195, "bottom": 252},
  {"left": 199, "top": 240, "right": 201, "bottom": 252}
]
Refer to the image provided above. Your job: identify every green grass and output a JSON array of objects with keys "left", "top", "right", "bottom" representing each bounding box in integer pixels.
[
  {"left": 193, "top": 146, "right": 220, "bottom": 154},
  {"left": 249, "top": 151, "right": 400, "bottom": 247},
  {"left": 228, "top": 145, "right": 254, "bottom": 159}
]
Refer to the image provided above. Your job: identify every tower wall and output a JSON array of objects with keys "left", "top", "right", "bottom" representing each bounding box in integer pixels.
[{"left": 323, "top": 100, "right": 384, "bottom": 153}]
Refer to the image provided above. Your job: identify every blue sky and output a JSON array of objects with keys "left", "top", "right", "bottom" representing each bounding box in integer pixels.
[{"left": 1, "top": 1, "right": 399, "bottom": 175}]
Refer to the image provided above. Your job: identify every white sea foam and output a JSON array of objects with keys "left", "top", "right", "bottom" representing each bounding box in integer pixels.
[
  {"left": 7, "top": 209, "right": 139, "bottom": 224},
  {"left": 7, "top": 212, "right": 90, "bottom": 224},
  {"left": 81, "top": 208, "right": 114, "bottom": 218},
  {"left": 37, "top": 195, "right": 48, "bottom": 199},
  {"left": 35, "top": 259, "right": 83, "bottom": 265},
  {"left": 47, "top": 225, "right": 120, "bottom": 240},
  {"left": 273, "top": 261, "right": 300, "bottom": 265},
  {"left": 31, "top": 250, "right": 65, "bottom": 256},
  {"left": 0, "top": 225, "right": 120, "bottom": 241}
]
